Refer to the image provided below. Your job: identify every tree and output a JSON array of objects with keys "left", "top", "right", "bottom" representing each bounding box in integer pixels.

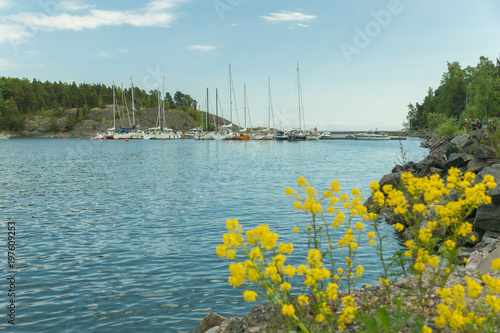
[{"left": 435, "top": 61, "right": 467, "bottom": 118}]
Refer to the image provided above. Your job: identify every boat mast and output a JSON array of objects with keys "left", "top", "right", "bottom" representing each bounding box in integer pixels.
[
  {"left": 162, "top": 75, "right": 165, "bottom": 130},
  {"left": 206, "top": 88, "right": 209, "bottom": 131},
  {"left": 130, "top": 77, "right": 136, "bottom": 127},
  {"left": 216, "top": 88, "right": 219, "bottom": 132},
  {"left": 297, "top": 61, "right": 301, "bottom": 131},
  {"left": 229, "top": 64, "right": 232, "bottom": 125},
  {"left": 244, "top": 83, "right": 247, "bottom": 129},
  {"left": 112, "top": 82, "right": 116, "bottom": 130},
  {"left": 121, "top": 82, "right": 125, "bottom": 128}
]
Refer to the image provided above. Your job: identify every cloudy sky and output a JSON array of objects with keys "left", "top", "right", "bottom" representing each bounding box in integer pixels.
[{"left": 1, "top": 0, "right": 499, "bottom": 130}]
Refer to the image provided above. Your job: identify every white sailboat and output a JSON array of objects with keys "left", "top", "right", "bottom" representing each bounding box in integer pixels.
[
  {"left": 288, "top": 62, "right": 307, "bottom": 141},
  {"left": 257, "top": 78, "right": 276, "bottom": 140}
]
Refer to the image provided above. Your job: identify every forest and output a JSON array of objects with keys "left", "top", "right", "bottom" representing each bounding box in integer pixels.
[
  {"left": 0, "top": 77, "right": 198, "bottom": 132},
  {"left": 405, "top": 55, "right": 500, "bottom": 135}
]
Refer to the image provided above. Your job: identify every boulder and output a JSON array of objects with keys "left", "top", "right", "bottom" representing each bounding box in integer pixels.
[
  {"left": 474, "top": 144, "right": 496, "bottom": 160},
  {"left": 477, "top": 246, "right": 500, "bottom": 275},
  {"left": 445, "top": 142, "right": 460, "bottom": 158},
  {"left": 451, "top": 133, "right": 473, "bottom": 152},
  {"left": 477, "top": 164, "right": 500, "bottom": 183},
  {"left": 194, "top": 313, "right": 226, "bottom": 333},
  {"left": 378, "top": 171, "right": 404, "bottom": 189},
  {"left": 474, "top": 204, "right": 500, "bottom": 232},
  {"left": 465, "top": 249, "right": 489, "bottom": 271},
  {"left": 444, "top": 153, "right": 473, "bottom": 169},
  {"left": 466, "top": 157, "right": 487, "bottom": 174}
]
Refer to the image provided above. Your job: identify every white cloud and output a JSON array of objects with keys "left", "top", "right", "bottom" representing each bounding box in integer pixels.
[
  {"left": 0, "top": 0, "right": 13, "bottom": 9},
  {"left": 0, "top": 24, "right": 31, "bottom": 43},
  {"left": 0, "top": 58, "right": 19, "bottom": 69},
  {"left": 97, "top": 51, "right": 112, "bottom": 57},
  {"left": 0, "top": 0, "right": 189, "bottom": 43},
  {"left": 261, "top": 11, "right": 316, "bottom": 24},
  {"left": 187, "top": 45, "right": 217, "bottom": 52},
  {"left": 59, "top": 0, "right": 95, "bottom": 11}
]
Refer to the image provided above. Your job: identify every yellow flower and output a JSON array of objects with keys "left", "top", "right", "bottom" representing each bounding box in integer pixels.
[
  {"left": 354, "top": 222, "right": 364, "bottom": 231},
  {"left": 282, "top": 304, "right": 295, "bottom": 317},
  {"left": 315, "top": 313, "right": 325, "bottom": 322},
  {"left": 243, "top": 290, "right": 257, "bottom": 302},
  {"left": 285, "top": 187, "right": 293, "bottom": 196},
  {"left": 294, "top": 201, "right": 301, "bottom": 210},
  {"left": 298, "top": 295, "right": 309, "bottom": 306},
  {"left": 378, "top": 277, "right": 389, "bottom": 286},
  {"left": 292, "top": 226, "right": 299, "bottom": 234},
  {"left": 414, "top": 262, "right": 426, "bottom": 272},
  {"left": 427, "top": 256, "right": 440, "bottom": 268},
  {"left": 394, "top": 223, "right": 404, "bottom": 232},
  {"left": 277, "top": 243, "right": 294, "bottom": 255},
  {"left": 422, "top": 325, "right": 433, "bottom": 333},
  {"left": 492, "top": 258, "right": 500, "bottom": 272},
  {"left": 279, "top": 282, "right": 291, "bottom": 292},
  {"left": 465, "top": 276, "right": 482, "bottom": 298},
  {"left": 297, "top": 177, "right": 307, "bottom": 186},
  {"left": 282, "top": 265, "right": 296, "bottom": 278}
]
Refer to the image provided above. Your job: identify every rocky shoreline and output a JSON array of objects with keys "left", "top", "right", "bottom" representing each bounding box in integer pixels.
[{"left": 195, "top": 129, "right": 500, "bottom": 333}]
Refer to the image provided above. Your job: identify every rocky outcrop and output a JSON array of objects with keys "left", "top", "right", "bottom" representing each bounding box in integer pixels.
[
  {"left": 368, "top": 129, "right": 500, "bottom": 278},
  {"left": 18, "top": 105, "right": 214, "bottom": 137}
]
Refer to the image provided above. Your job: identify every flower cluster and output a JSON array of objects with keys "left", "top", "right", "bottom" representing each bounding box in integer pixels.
[{"left": 216, "top": 170, "right": 499, "bottom": 332}]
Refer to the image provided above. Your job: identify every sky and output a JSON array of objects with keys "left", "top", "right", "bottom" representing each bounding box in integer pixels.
[{"left": 1, "top": 0, "right": 499, "bottom": 131}]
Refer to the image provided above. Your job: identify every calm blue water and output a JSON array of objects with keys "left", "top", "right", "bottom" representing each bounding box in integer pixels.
[{"left": 0, "top": 138, "right": 428, "bottom": 332}]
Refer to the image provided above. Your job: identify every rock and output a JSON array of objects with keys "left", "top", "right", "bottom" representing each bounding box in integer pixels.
[
  {"left": 477, "top": 164, "right": 500, "bottom": 183},
  {"left": 474, "top": 204, "right": 500, "bottom": 233},
  {"left": 477, "top": 247, "right": 500, "bottom": 275},
  {"left": 474, "top": 144, "right": 496, "bottom": 159},
  {"left": 451, "top": 133, "right": 474, "bottom": 152},
  {"left": 379, "top": 207, "right": 406, "bottom": 226},
  {"left": 378, "top": 171, "right": 404, "bottom": 189},
  {"left": 445, "top": 153, "right": 473, "bottom": 169},
  {"left": 445, "top": 142, "right": 460, "bottom": 158},
  {"left": 465, "top": 249, "right": 489, "bottom": 271},
  {"left": 194, "top": 313, "right": 226, "bottom": 333},
  {"left": 205, "top": 327, "right": 219, "bottom": 333},
  {"left": 466, "top": 157, "right": 487, "bottom": 174}
]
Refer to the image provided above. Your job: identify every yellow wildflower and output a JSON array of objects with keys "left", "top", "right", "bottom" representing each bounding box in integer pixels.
[
  {"left": 298, "top": 295, "right": 309, "bottom": 306},
  {"left": 292, "top": 226, "right": 299, "bottom": 234},
  {"left": 279, "top": 282, "right": 291, "bottom": 292},
  {"left": 492, "top": 258, "right": 500, "bottom": 272},
  {"left": 394, "top": 223, "right": 404, "bottom": 232},
  {"left": 243, "top": 290, "right": 257, "bottom": 302},
  {"left": 282, "top": 304, "right": 295, "bottom": 317}
]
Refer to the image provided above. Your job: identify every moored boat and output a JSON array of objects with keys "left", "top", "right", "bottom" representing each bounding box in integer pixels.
[{"left": 354, "top": 129, "right": 390, "bottom": 140}]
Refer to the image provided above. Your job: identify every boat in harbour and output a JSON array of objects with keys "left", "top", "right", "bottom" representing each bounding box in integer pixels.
[
  {"left": 354, "top": 129, "right": 390, "bottom": 140},
  {"left": 288, "top": 62, "right": 309, "bottom": 142}
]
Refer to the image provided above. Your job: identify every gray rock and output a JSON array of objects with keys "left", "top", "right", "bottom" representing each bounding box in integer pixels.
[
  {"left": 451, "top": 133, "right": 473, "bottom": 151},
  {"left": 445, "top": 142, "right": 460, "bottom": 158},
  {"left": 466, "top": 157, "right": 487, "bottom": 174},
  {"left": 474, "top": 204, "right": 500, "bottom": 232},
  {"left": 378, "top": 171, "right": 404, "bottom": 190},
  {"left": 477, "top": 247, "right": 500, "bottom": 275},
  {"left": 445, "top": 153, "right": 473, "bottom": 169},
  {"left": 465, "top": 249, "right": 489, "bottom": 271},
  {"left": 474, "top": 144, "right": 496, "bottom": 159},
  {"left": 477, "top": 164, "right": 500, "bottom": 183},
  {"left": 195, "top": 313, "right": 226, "bottom": 333}
]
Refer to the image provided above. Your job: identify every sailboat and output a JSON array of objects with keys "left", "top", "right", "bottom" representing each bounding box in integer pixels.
[
  {"left": 257, "top": 78, "right": 276, "bottom": 140},
  {"left": 152, "top": 78, "right": 181, "bottom": 140},
  {"left": 288, "top": 62, "right": 307, "bottom": 141},
  {"left": 201, "top": 88, "right": 215, "bottom": 140},
  {"left": 104, "top": 84, "right": 117, "bottom": 139},
  {"left": 235, "top": 84, "right": 251, "bottom": 140}
]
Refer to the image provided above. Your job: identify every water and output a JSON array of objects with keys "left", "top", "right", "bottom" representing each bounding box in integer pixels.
[{"left": 0, "top": 138, "right": 428, "bottom": 332}]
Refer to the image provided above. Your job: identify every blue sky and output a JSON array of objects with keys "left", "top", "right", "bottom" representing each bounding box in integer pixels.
[{"left": 1, "top": 0, "right": 499, "bottom": 130}]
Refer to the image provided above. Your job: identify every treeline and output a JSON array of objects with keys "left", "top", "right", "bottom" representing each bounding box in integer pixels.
[
  {"left": 0, "top": 77, "right": 198, "bottom": 131},
  {"left": 405, "top": 55, "right": 500, "bottom": 134}
]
